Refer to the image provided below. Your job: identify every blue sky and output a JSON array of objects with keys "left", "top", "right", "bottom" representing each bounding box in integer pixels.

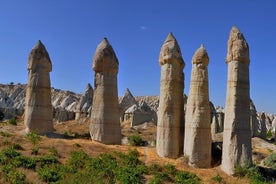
[{"left": 0, "top": 0, "right": 275, "bottom": 113}]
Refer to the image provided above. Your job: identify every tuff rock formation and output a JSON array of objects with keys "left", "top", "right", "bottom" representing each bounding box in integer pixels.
[
  {"left": 184, "top": 45, "right": 211, "bottom": 168},
  {"left": 156, "top": 33, "right": 185, "bottom": 158},
  {"left": 119, "top": 88, "right": 138, "bottom": 116},
  {"left": 250, "top": 100, "right": 259, "bottom": 137},
  {"left": 75, "top": 83, "right": 93, "bottom": 120},
  {"left": 221, "top": 27, "right": 252, "bottom": 175},
  {"left": 24, "top": 41, "right": 53, "bottom": 134},
  {"left": 259, "top": 112, "right": 267, "bottom": 139},
  {"left": 90, "top": 38, "right": 121, "bottom": 144}
]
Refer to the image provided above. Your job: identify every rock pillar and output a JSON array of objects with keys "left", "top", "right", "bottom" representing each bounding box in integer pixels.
[
  {"left": 90, "top": 38, "right": 121, "bottom": 144},
  {"left": 250, "top": 100, "right": 258, "bottom": 137},
  {"left": 24, "top": 40, "right": 53, "bottom": 134},
  {"left": 221, "top": 27, "right": 252, "bottom": 175},
  {"left": 184, "top": 45, "right": 211, "bottom": 168},
  {"left": 156, "top": 33, "right": 185, "bottom": 158}
]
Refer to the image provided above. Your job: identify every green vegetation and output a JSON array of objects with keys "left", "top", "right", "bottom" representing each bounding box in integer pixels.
[
  {"left": 234, "top": 164, "right": 273, "bottom": 184},
  {"left": 129, "top": 134, "right": 145, "bottom": 146},
  {"left": 211, "top": 174, "right": 224, "bottom": 183},
  {"left": 266, "top": 130, "right": 273, "bottom": 139},
  {"left": 25, "top": 132, "right": 41, "bottom": 146},
  {"left": 265, "top": 152, "right": 276, "bottom": 169},
  {"left": 0, "top": 145, "right": 201, "bottom": 184},
  {"left": 8, "top": 117, "right": 17, "bottom": 125}
]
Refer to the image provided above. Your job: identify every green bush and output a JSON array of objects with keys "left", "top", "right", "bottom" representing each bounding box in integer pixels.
[
  {"left": 265, "top": 153, "right": 276, "bottom": 169},
  {"left": 5, "top": 170, "right": 26, "bottom": 184},
  {"left": 8, "top": 117, "right": 17, "bottom": 125},
  {"left": 129, "top": 134, "right": 145, "bottom": 146},
  {"left": 36, "top": 154, "right": 59, "bottom": 168},
  {"left": 11, "top": 143, "right": 23, "bottom": 150},
  {"left": 149, "top": 173, "right": 171, "bottom": 184},
  {"left": 211, "top": 174, "right": 224, "bottom": 183},
  {"left": 31, "top": 147, "right": 39, "bottom": 155},
  {"left": 67, "top": 150, "right": 90, "bottom": 171},
  {"left": 174, "top": 171, "right": 200, "bottom": 184},
  {"left": 25, "top": 132, "right": 41, "bottom": 146},
  {"left": 12, "top": 156, "right": 37, "bottom": 169},
  {"left": 38, "top": 164, "right": 62, "bottom": 182},
  {"left": 266, "top": 130, "right": 273, "bottom": 139},
  {"left": 49, "top": 147, "right": 59, "bottom": 157}
]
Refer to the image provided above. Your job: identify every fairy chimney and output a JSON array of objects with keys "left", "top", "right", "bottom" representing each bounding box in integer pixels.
[
  {"left": 221, "top": 27, "right": 252, "bottom": 175},
  {"left": 184, "top": 45, "right": 211, "bottom": 168},
  {"left": 156, "top": 33, "right": 185, "bottom": 158},
  {"left": 24, "top": 40, "right": 53, "bottom": 134},
  {"left": 90, "top": 38, "right": 121, "bottom": 144}
]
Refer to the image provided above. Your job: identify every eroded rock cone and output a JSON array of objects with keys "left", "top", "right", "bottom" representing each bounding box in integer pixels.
[
  {"left": 90, "top": 38, "right": 121, "bottom": 144},
  {"left": 24, "top": 40, "right": 53, "bottom": 134},
  {"left": 156, "top": 33, "right": 185, "bottom": 158},
  {"left": 221, "top": 27, "right": 252, "bottom": 175},
  {"left": 184, "top": 45, "right": 211, "bottom": 168}
]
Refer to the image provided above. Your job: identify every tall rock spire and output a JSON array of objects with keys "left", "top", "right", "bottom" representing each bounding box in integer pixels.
[
  {"left": 156, "top": 32, "right": 185, "bottom": 158},
  {"left": 24, "top": 40, "right": 53, "bottom": 134},
  {"left": 221, "top": 26, "right": 252, "bottom": 175},
  {"left": 90, "top": 38, "right": 121, "bottom": 144},
  {"left": 184, "top": 45, "right": 211, "bottom": 168}
]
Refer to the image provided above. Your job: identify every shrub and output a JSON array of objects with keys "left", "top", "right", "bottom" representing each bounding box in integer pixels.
[
  {"left": 37, "top": 164, "right": 62, "bottom": 182},
  {"left": 11, "top": 143, "right": 23, "bottom": 150},
  {"left": 12, "top": 156, "right": 37, "bottom": 169},
  {"left": 8, "top": 117, "right": 17, "bottom": 125},
  {"left": 129, "top": 134, "right": 144, "bottom": 146},
  {"left": 266, "top": 130, "right": 273, "bottom": 139},
  {"left": 265, "top": 153, "right": 276, "bottom": 169},
  {"left": 163, "top": 164, "right": 176, "bottom": 176},
  {"left": 67, "top": 150, "right": 90, "bottom": 171},
  {"left": 31, "top": 147, "right": 39, "bottom": 155},
  {"left": 25, "top": 132, "right": 41, "bottom": 146},
  {"left": 5, "top": 170, "right": 26, "bottom": 184},
  {"left": 36, "top": 154, "right": 59, "bottom": 167},
  {"left": 211, "top": 174, "right": 224, "bottom": 183},
  {"left": 174, "top": 171, "right": 200, "bottom": 184},
  {"left": 49, "top": 147, "right": 59, "bottom": 157},
  {"left": 149, "top": 173, "right": 171, "bottom": 184}
]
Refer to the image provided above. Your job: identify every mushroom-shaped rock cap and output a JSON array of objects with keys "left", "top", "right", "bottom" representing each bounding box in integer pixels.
[
  {"left": 226, "top": 26, "right": 250, "bottom": 64},
  {"left": 159, "top": 32, "right": 185, "bottom": 68},
  {"left": 192, "top": 44, "right": 209, "bottom": 66},
  {"left": 28, "top": 40, "right": 52, "bottom": 72},
  {"left": 92, "top": 38, "right": 119, "bottom": 74}
]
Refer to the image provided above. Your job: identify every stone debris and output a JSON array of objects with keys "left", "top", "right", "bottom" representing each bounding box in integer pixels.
[
  {"left": 184, "top": 45, "right": 211, "bottom": 168},
  {"left": 90, "top": 38, "right": 121, "bottom": 144},
  {"left": 156, "top": 33, "right": 185, "bottom": 158},
  {"left": 24, "top": 41, "right": 53, "bottom": 134},
  {"left": 221, "top": 27, "right": 252, "bottom": 175}
]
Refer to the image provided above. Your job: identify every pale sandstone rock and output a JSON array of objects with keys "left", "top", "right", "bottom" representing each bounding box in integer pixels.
[
  {"left": 24, "top": 41, "right": 53, "bottom": 134},
  {"left": 119, "top": 88, "right": 138, "bottom": 116},
  {"left": 90, "top": 38, "right": 121, "bottom": 144},
  {"left": 250, "top": 99, "right": 259, "bottom": 137},
  {"left": 221, "top": 27, "right": 252, "bottom": 175},
  {"left": 75, "top": 83, "right": 93, "bottom": 120},
  {"left": 259, "top": 112, "right": 267, "bottom": 139},
  {"left": 156, "top": 33, "right": 184, "bottom": 158},
  {"left": 184, "top": 45, "right": 211, "bottom": 168}
]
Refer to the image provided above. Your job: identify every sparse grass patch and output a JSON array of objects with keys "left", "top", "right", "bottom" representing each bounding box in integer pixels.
[
  {"left": 129, "top": 134, "right": 145, "bottom": 146},
  {"left": 0, "top": 131, "right": 12, "bottom": 137},
  {"left": 265, "top": 152, "right": 276, "bottom": 169},
  {"left": 211, "top": 174, "right": 224, "bottom": 183},
  {"left": 8, "top": 117, "right": 17, "bottom": 125}
]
